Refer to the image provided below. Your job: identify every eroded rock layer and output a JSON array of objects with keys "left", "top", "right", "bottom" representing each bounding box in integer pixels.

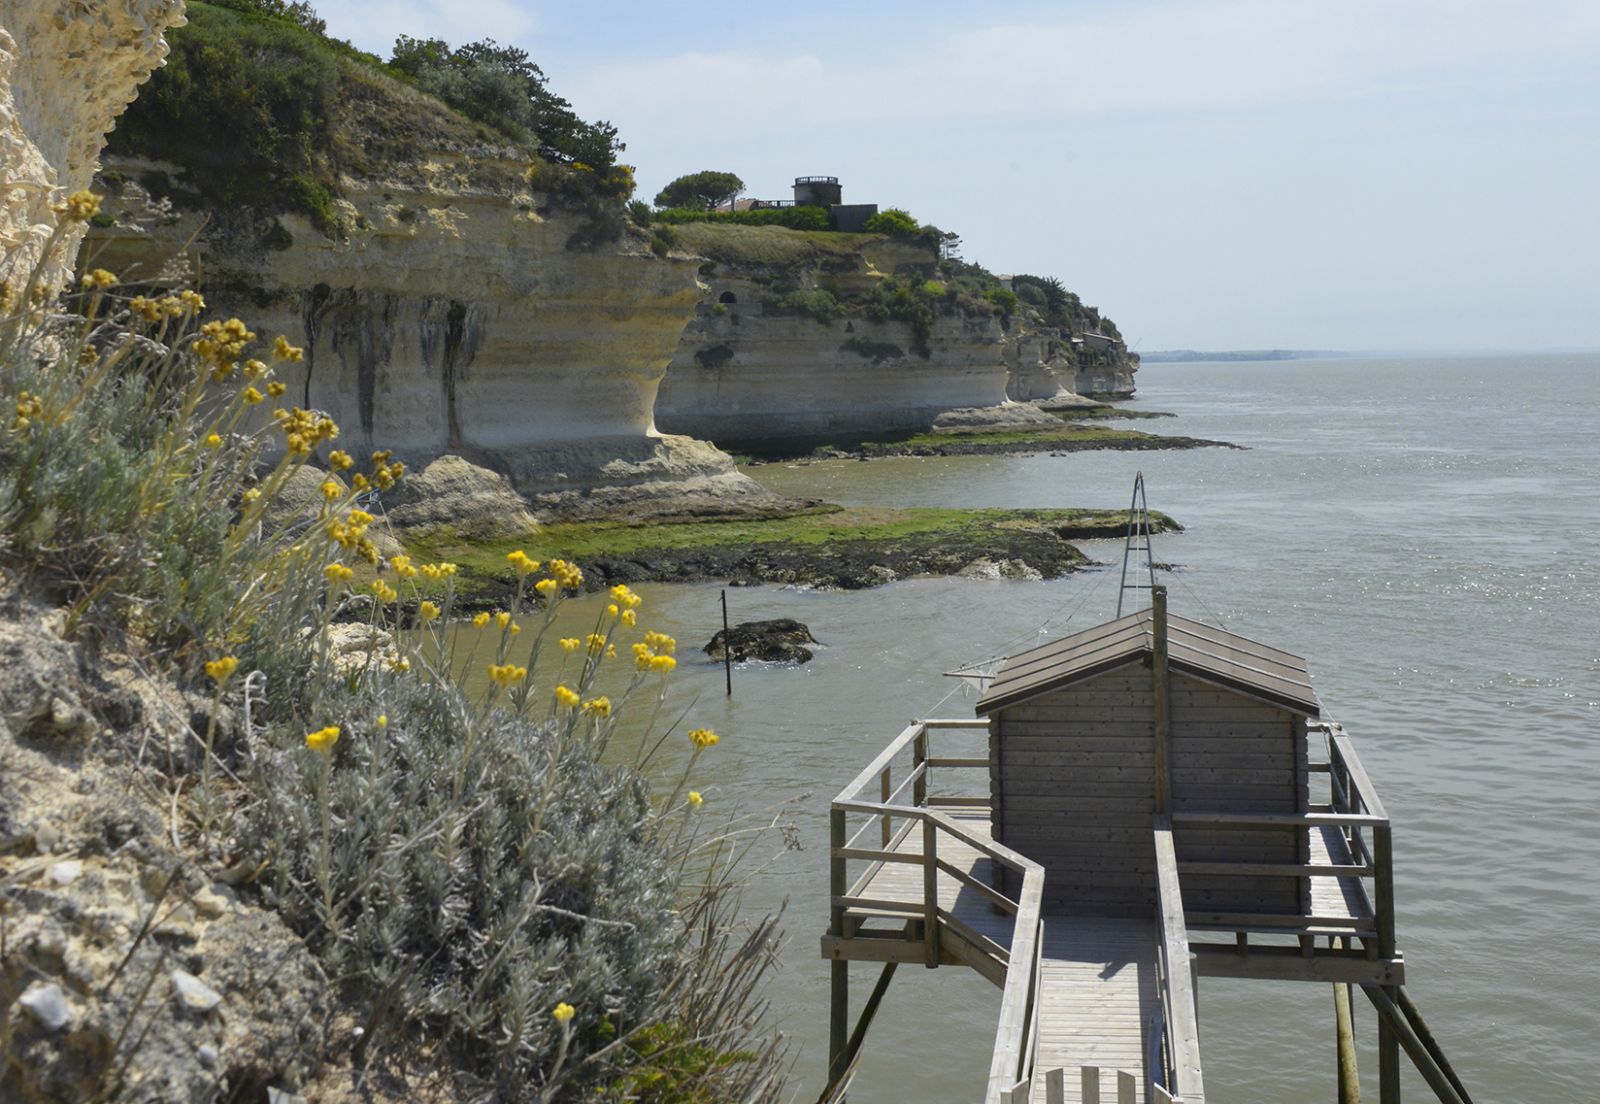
[
  {"left": 89, "top": 163, "right": 793, "bottom": 521},
  {"left": 0, "top": 0, "right": 184, "bottom": 298}
]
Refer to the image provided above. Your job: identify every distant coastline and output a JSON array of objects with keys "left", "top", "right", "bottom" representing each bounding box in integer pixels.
[{"left": 1138, "top": 349, "right": 1364, "bottom": 363}]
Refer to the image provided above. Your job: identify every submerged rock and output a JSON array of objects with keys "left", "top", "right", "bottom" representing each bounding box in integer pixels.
[{"left": 705, "top": 619, "right": 819, "bottom": 664}]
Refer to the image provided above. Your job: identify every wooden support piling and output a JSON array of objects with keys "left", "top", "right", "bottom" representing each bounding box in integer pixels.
[
  {"left": 720, "top": 589, "right": 732, "bottom": 696},
  {"left": 1363, "top": 986, "right": 1470, "bottom": 1104},
  {"left": 1396, "top": 987, "right": 1474, "bottom": 1104},
  {"left": 1375, "top": 823, "right": 1399, "bottom": 1104},
  {"left": 1335, "top": 977, "right": 1361, "bottom": 1102}
]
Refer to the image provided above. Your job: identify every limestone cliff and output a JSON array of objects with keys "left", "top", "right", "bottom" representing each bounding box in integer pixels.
[
  {"left": 654, "top": 224, "right": 1056, "bottom": 444},
  {"left": 654, "top": 222, "right": 1137, "bottom": 446},
  {"left": 0, "top": 0, "right": 184, "bottom": 299},
  {"left": 86, "top": 13, "right": 795, "bottom": 523}
]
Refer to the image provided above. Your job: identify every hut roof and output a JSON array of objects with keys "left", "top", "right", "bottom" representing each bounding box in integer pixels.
[{"left": 975, "top": 609, "right": 1320, "bottom": 716}]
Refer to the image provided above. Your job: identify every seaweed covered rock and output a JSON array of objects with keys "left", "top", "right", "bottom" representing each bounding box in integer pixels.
[{"left": 705, "top": 619, "right": 819, "bottom": 664}]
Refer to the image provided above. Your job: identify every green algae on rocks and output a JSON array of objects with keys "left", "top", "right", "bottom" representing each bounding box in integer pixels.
[{"left": 410, "top": 506, "right": 1183, "bottom": 597}]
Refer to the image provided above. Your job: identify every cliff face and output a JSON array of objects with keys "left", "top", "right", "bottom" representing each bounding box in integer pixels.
[
  {"left": 0, "top": 0, "right": 184, "bottom": 298},
  {"left": 654, "top": 224, "right": 1065, "bottom": 444},
  {"left": 657, "top": 291, "right": 1016, "bottom": 443},
  {"left": 89, "top": 158, "right": 795, "bottom": 520},
  {"left": 653, "top": 223, "right": 1138, "bottom": 445}
]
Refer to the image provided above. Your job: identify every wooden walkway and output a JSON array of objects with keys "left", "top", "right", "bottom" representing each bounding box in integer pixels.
[
  {"left": 840, "top": 812, "right": 1161, "bottom": 1101},
  {"left": 1033, "top": 916, "right": 1159, "bottom": 1104}
]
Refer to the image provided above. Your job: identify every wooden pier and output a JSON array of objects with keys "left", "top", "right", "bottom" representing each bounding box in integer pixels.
[{"left": 819, "top": 588, "right": 1473, "bottom": 1104}]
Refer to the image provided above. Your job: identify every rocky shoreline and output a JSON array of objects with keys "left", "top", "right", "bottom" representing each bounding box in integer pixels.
[
  {"left": 414, "top": 507, "right": 1182, "bottom": 599},
  {"left": 733, "top": 420, "right": 1238, "bottom": 464}
]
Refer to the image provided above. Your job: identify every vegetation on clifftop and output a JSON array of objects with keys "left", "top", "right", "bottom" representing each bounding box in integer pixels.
[{"left": 108, "top": 1, "right": 632, "bottom": 241}]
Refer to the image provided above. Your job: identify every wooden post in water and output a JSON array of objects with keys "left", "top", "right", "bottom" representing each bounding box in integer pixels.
[
  {"left": 720, "top": 589, "right": 732, "bottom": 697},
  {"left": 1335, "top": 951, "right": 1361, "bottom": 1102},
  {"left": 1151, "top": 585, "right": 1172, "bottom": 814}
]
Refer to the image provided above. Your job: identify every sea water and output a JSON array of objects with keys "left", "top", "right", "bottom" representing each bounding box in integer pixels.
[{"left": 454, "top": 353, "right": 1600, "bottom": 1101}]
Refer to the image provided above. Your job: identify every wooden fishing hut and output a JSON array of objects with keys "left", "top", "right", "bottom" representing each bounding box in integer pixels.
[{"left": 819, "top": 587, "right": 1474, "bottom": 1104}]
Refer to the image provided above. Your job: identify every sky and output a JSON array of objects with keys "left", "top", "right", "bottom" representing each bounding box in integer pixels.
[{"left": 310, "top": 0, "right": 1600, "bottom": 351}]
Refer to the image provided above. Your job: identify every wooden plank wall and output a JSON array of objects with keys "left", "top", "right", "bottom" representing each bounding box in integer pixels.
[
  {"left": 992, "top": 666, "right": 1308, "bottom": 917},
  {"left": 996, "top": 669, "right": 1158, "bottom": 915},
  {"left": 1167, "top": 673, "right": 1305, "bottom": 913}
]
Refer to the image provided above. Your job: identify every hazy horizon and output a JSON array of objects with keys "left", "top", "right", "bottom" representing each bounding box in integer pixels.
[{"left": 308, "top": 0, "right": 1600, "bottom": 352}]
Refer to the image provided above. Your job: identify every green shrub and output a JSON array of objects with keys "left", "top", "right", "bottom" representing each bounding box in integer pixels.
[
  {"left": 107, "top": 3, "right": 344, "bottom": 233},
  {"left": 389, "top": 35, "right": 623, "bottom": 171},
  {"left": 862, "top": 207, "right": 920, "bottom": 237},
  {"left": 0, "top": 217, "right": 788, "bottom": 1101},
  {"left": 765, "top": 288, "right": 842, "bottom": 323},
  {"left": 629, "top": 199, "right": 655, "bottom": 226},
  {"left": 985, "top": 287, "right": 1018, "bottom": 317},
  {"left": 655, "top": 206, "right": 831, "bottom": 231},
  {"left": 860, "top": 276, "right": 936, "bottom": 357}
]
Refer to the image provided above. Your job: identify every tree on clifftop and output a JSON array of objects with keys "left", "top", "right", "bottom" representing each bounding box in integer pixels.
[
  {"left": 653, "top": 171, "right": 745, "bottom": 210},
  {"left": 389, "top": 36, "right": 623, "bottom": 170}
]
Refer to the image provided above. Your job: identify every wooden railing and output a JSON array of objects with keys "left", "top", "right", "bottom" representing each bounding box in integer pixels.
[
  {"left": 826, "top": 719, "right": 1047, "bottom": 1104},
  {"left": 1168, "top": 721, "right": 1394, "bottom": 958},
  {"left": 1153, "top": 816, "right": 1206, "bottom": 1104}
]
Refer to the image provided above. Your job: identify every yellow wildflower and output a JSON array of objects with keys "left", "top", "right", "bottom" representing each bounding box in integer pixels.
[
  {"left": 241, "top": 487, "right": 261, "bottom": 504},
  {"left": 559, "top": 637, "right": 581, "bottom": 654},
  {"left": 554, "top": 685, "right": 580, "bottom": 709},
  {"left": 376, "top": 714, "right": 388, "bottom": 729},
  {"left": 687, "top": 791, "right": 704, "bottom": 808},
  {"left": 533, "top": 578, "right": 558, "bottom": 597},
  {"left": 620, "top": 608, "right": 637, "bottom": 628},
  {"left": 581, "top": 696, "right": 611, "bottom": 718},
  {"left": 649, "top": 654, "right": 676, "bottom": 675},
  {"left": 585, "top": 633, "right": 606, "bottom": 655},
  {"left": 495, "top": 611, "right": 511, "bottom": 628},
  {"left": 487, "top": 662, "right": 527, "bottom": 688},
  {"left": 506, "top": 550, "right": 539, "bottom": 576},
  {"left": 473, "top": 612, "right": 491, "bottom": 628},
  {"left": 129, "top": 295, "right": 163, "bottom": 323},
  {"left": 305, "top": 725, "right": 340, "bottom": 754},
  {"left": 178, "top": 289, "right": 205, "bottom": 314},
  {"left": 324, "top": 563, "right": 354, "bottom": 584},
  {"left": 609, "top": 583, "right": 641, "bottom": 609},
  {"left": 267, "top": 380, "right": 286, "bottom": 398},
  {"left": 272, "top": 335, "right": 305, "bottom": 362},
  {"left": 419, "top": 563, "right": 440, "bottom": 581},
  {"left": 371, "top": 580, "right": 397, "bottom": 603},
  {"left": 389, "top": 656, "right": 411, "bottom": 672},
  {"left": 60, "top": 189, "right": 101, "bottom": 222},
  {"left": 81, "top": 269, "right": 118, "bottom": 290},
  {"left": 320, "top": 480, "right": 341, "bottom": 502},
  {"left": 418, "top": 600, "right": 440, "bottom": 623},
  {"left": 204, "top": 433, "right": 222, "bottom": 448},
  {"left": 553, "top": 1002, "right": 576, "bottom": 1025},
  {"left": 204, "top": 656, "right": 239, "bottom": 684},
  {"left": 329, "top": 449, "right": 353, "bottom": 470},
  {"left": 437, "top": 562, "right": 458, "bottom": 576},
  {"left": 689, "top": 728, "right": 718, "bottom": 749},
  {"left": 644, "top": 631, "right": 676, "bottom": 655},
  {"left": 243, "top": 359, "right": 267, "bottom": 379},
  {"left": 390, "top": 554, "right": 418, "bottom": 580},
  {"left": 242, "top": 386, "right": 264, "bottom": 405}
]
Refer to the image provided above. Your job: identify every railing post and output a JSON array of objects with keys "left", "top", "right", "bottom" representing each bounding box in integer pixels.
[
  {"left": 1375, "top": 821, "right": 1399, "bottom": 1103},
  {"left": 1117, "top": 1070, "right": 1138, "bottom": 1104},
  {"left": 922, "top": 817, "right": 940, "bottom": 968},
  {"left": 1152, "top": 586, "right": 1172, "bottom": 814},
  {"left": 1045, "top": 1067, "right": 1065, "bottom": 1104},
  {"left": 880, "top": 766, "right": 892, "bottom": 847},
  {"left": 1082, "top": 1067, "right": 1101, "bottom": 1104},
  {"left": 829, "top": 805, "right": 849, "bottom": 1086},
  {"left": 913, "top": 723, "right": 928, "bottom": 807}
]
